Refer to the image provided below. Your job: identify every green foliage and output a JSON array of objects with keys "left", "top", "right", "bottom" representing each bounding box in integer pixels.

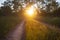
[
  {"left": 0, "top": 6, "right": 12, "bottom": 16},
  {"left": 1, "top": 0, "right": 59, "bottom": 13},
  {"left": 36, "top": 0, "right": 59, "bottom": 13},
  {"left": 45, "top": 0, "right": 59, "bottom": 12},
  {"left": 0, "top": 16, "right": 21, "bottom": 40},
  {"left": 51, "top": 7, "right": 60, "bottom": 17},
  {"left": 41, "top": 17, "right": 60, "bottom": 27}
]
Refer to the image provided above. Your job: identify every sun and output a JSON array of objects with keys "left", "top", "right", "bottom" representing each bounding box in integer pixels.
[
  {"left": 26, "top": 6, "right": 34, "bottom": 16},
  {"left": 25, "top": 5, "right": 37, "bottom": 17},
  {"left": 23, "top": 4, "right": 38, "bottom": 19}
]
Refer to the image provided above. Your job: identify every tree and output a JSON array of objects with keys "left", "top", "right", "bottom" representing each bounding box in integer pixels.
[
  {"left": 45, "top": 0, "right": 59, "bottom": 13},
  {"left": 0, "top": 6, "right": 12, "bottom": 16},
  {"left": 2, "top": 0, "right": 59, "bottom": 13},
  {"left": 2, "top": 0, "right": 23, "bottom": 12}
]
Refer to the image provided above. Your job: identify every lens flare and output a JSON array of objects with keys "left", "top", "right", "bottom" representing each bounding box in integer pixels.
[
  {"left": 26, "top": 6, "right": 35, "bottom": 16},
  {"left": 23, "top": 4, "right": 38, "bottom": 19}
]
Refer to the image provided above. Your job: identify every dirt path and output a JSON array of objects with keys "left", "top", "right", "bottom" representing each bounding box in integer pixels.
[{"left": 6, "top": 21, "right": 25, "bottom": 40}]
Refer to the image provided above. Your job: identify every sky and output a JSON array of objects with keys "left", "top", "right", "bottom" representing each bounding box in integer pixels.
[
  {"left": 56, "top": 0, "right": 60, "bottom": 2},
  {"left": 0, "top": 0, "right": 6, "bottom": 6},
  {"left": 0, "top": 0, "right": 60, "bottom": 7}
]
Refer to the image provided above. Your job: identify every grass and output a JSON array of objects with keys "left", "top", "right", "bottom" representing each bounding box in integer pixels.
[
  {"left": 25, "top": 19, "right": 60, "bottom": 40},
  {"left": 0, "top": 16, "right": 21, "bottom": 40},
  {"left": 0, "top": 15, "right": 60, "bottom": 40},
  {"left": 41, "top": 17, "right": 60, "bottom": 27}
]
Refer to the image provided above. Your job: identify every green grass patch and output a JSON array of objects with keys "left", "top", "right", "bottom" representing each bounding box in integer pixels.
[
  {"left": 0, "top": 16, "right": 21, "bottom": 39},
  {"left": 41, "top": 17, "right": 60, "bottom": 27}
]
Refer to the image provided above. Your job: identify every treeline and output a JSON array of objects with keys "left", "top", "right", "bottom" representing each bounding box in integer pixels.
[
  {"left": 0, "top": 0, "right": 60, "bottom": 17},
  {"left": 0, "top": 6, "right": 12, "bottom": 16},
  {"left": 40, "top": 7, "right": 60, "bottom": 17}
]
